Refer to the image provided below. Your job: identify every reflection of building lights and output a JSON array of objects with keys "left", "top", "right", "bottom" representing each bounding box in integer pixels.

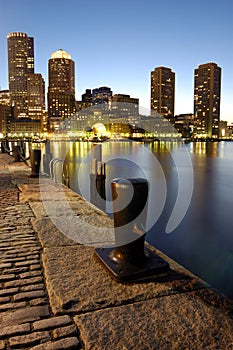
[{"left": 92, "top": 123, "right": 106, "bottom": 135}]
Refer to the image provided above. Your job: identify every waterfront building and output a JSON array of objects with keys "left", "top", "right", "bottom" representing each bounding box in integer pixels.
[
  {"left": 219, "top": 120, "right": 232, "bottom": 139},
  {"left": 0, "top": 90, "right": 10, "bottom": 106},
  {"left": 193, "top": 62, "right": 221, "bottom": 139},
  {"left": 174, "top": 113, "right": 194, "bottom": 138},
  {"left": 92, "top": 86, "right": 112, "bottom": 106},
  {"left": 76, "top": 89, "right": 93, "bottom": 111},
  {"left": 48, "top": 49, "right": 76, "bottom": 131},
  {"left": 82, "top": 89, "right": 92, "bottom": 104},
  {"left": 110, "top": 94, "right": 139, "bottom": 117},
  {"left": 8, "top": 32, "right": 34, "bottom": 117},
  {"left": 7, "top": 32, "right": 45, "bottom": 121},
  {"left": 0, "top": 105, "right": 14, "bottom": 137},
  {"left": 9, "top": 118, "right": 40, "bottom": 137},
  {"left": 151, "top": 66, "right": 175, "bottom": 117},
  {"left": 27, "top": 73, "right": 45, "bottom": 120}
]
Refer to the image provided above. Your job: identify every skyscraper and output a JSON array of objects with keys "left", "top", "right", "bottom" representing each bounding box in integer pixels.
[
  {"left": 151, "top": 66, "right": 175, "bottom": 117},
  {"left": 7, "top": 32, "right": 34, "bottom": 116},
  {"left": 7, "top": 32, "right": 45, "bottom": 121},
  {"left": 47, "top": 49, "right": 76, "bottom": 131},
  {"left": 194, "top": 62, "right": 221, "bottom": 138},
  {"left": 27, "top": 73, "right": 45, "bottom": 120}
]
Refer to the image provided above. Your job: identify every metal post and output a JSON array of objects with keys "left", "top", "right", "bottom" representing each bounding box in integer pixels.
[
  {"left": 13, "top": 146, "right": 21, "bottom": 162},
  {"left": 90, "top": 158, "right": 106, "bottom": 211},
  {"left": 1, "top": 142, "right": 6, "bottom": 153},
  {"left": 96, "top": 161, "right": 106, "bottom": 200},
  {"left": 95, "top": 177, "right": 169, "bottom": 282},
  {"left": 19, "top": 141, "right": 26, "bottom": 158},
  {"left": 43, "top": 153, "right": 53, "bottom": 175},
  {"left": 93, "top": 143, "right": 102, "bottom": 162},
  {"left": 30, "top": 149, "right": 41, "bottom": 177}
]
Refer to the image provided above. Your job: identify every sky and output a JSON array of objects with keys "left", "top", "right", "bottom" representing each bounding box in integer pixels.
[{"left": 1, "top": 0, "right": 233, "bottom": 123}]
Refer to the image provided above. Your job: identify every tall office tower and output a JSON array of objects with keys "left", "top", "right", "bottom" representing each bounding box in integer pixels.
[
  {"left": 194, "top": 62, "right": 221, "bottom": 138},
  {"left": 7, "top": 32, "right": 45, "bottom": 122},
  {"left": 7, "top": 32, "right": 34, "bottom": 117},
  {"left": 48, "top": 49, "right": 76, "bottom": 131},
  {"left": 151, "top": 66, "right": 175, "bottom": 117},
  {"left": 27, "top": 73, "right": 45, "bottom": 120},
  {"left": 92, "top": 86, "right": 112, "bottom": 105}
]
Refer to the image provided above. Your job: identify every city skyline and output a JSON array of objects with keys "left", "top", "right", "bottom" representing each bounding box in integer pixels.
[{"left": 1, "top": 0, "right": 233, "bottom": 123}]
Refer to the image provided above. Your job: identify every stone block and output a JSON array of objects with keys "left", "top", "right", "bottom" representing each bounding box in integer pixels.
[
  {"left": 52, "top": 325, "right": 77, "bottom": 339},
  {"left": 42, "top": 244, "right": 205, "bottom": 315},
  {"left": 74, "top": 292, "right": 233, "bottom": 350},
  {"left": 33, "top": 315, "right": 71, "bottom": 331},
  {"left": 13, "top": 290, "right": 46, "bottom": 302},
  {"left": 30, "top": 336, "right": 80, "bottom": 350},
  {"left": 32, "top": 216, "right": 114, "bottom": 247},
  {"left": 0, "top": 305, "right": 50, "bottom": 326},
  {"left": 0, "top": 323, "right": 30, "bottom": 339},
  {"left": 9, "top": 331, "right": 50, "bottom": 348}
]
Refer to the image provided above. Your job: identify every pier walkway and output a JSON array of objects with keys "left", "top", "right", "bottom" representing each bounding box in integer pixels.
[{"left": 0, "top": 153, "right": 232, "bottom": 349}]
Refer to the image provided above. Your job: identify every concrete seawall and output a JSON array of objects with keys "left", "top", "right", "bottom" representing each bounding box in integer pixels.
[{"left": 0, "top": 153, "right": 232, "bottom": 349}]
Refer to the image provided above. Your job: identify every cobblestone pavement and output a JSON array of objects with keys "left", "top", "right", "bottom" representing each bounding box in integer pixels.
[{"left": 0, "top": 158, "right": 82, "bottom": 349}]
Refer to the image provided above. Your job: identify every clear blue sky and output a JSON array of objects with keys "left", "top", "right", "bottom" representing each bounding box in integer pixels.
[{"left": 1, "top": 0, "right": 233, "bottom": 122}]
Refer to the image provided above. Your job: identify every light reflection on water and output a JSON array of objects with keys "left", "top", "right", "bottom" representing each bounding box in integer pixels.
[{"left": 31, "top": 140, "right": 233, "bottom": 299}]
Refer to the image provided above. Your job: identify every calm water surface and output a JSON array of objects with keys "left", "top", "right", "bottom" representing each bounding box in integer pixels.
[{"left": 49, "top": 140, "right": 233, "bottom": 299}]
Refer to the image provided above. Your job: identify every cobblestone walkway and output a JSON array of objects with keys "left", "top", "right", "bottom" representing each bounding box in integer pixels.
[{"left": 0, "top": 161, "right": 81, "bottom": 349}]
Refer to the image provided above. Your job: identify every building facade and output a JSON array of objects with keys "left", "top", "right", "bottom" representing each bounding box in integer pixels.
[
  {"left": 194, "top": 62, "right": 221, "bottom": 138},
  {"left": 7, "top": 32, "right": 45, "bottom": 121},
  {"left": 8, "top": 32, "right": 34, "bottom": 117},
  {"left": 47, "top": 49, "right": 76, "bottom": 131},
  {"left": 110, "top": 94, "right": 139, "bottom": 117},
  {"left": 0, "top": 90, "right": 10, "bottom": 106},
  {"left": 0, "top": 105, "right": 14, "bottom": 137},
  {"left": 27, "top": 73, "right": 45, "bottom": 120},
  {"left": 9, "top": 118, "right": 40, "bottom": 136},
  {"left": 92, "top": 86, "right": 112, "bottom": 106},
  {"left": 151, "top": 66, "right": 175, "bottom": 117}
]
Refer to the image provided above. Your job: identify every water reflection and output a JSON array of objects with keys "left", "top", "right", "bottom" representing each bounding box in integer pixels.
[
  {"left": 189, "top": 141, "right": 219, "bottom": 157},
  {"left": 148, "top": 141, "right": 233, "bottom": 299}
]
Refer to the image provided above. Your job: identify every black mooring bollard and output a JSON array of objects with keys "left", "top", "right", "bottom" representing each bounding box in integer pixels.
[
  {"left": 90, "top": 158, "right": 106, "bottom": 212},
  {"left": 1, "top": 142, "right": 5, "bottom": 153},
  {"left": 30, "top": 149, "right": 41, "bottom": 177},
  {"left": 13, "top": 146, "right": 21, "bottom": 162},
  {"left": 95, "top": 177, "right": 169, "bottom": 282}
]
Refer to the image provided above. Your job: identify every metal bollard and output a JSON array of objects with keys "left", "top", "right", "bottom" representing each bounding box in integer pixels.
[
  {"left": 90, "top": 157, "right": 106, "bottom": 211},
  {"left": 95, "top": 178, "right": 169, "bottom": 282},
  {"left": 43, "top": 153, "right": 53, "bottom": 175},
  {"left": 1, "top": 142, "right": 5, "bottom": 153},
  {"left": 13, "top": 146, "right": 21, "bottom": 162},
  {"left": 30, "top": 149, "right": 41, "bottom": 177},
  {"left": 19, "top": 141, "right": 26, "bottom": 158}
]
